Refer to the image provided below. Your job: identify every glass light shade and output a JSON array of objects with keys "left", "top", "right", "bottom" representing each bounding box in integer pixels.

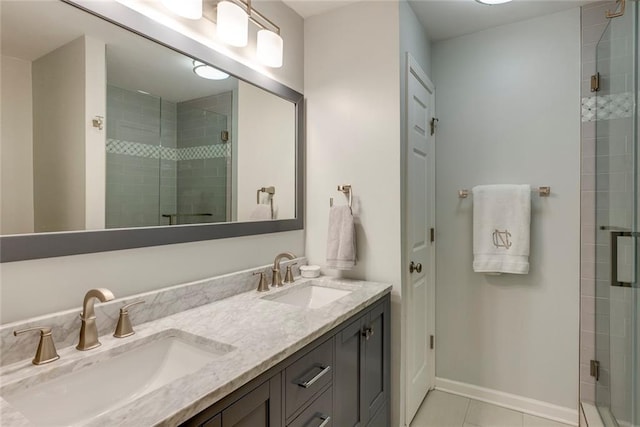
[
  {"left": 217, "top": 1, "right": 248, "bottom": 47},
  {"left": 161, "top": 0, "right": 202, "bottom": 19},
  {"left": 475, "top": 0, "right": 513, "bottom": 4},
  {"left": 257, "top": 29, "right": 283, "bottom": 68},
  {"left": 193, "top": 64, "right": 229, "bottom": 80}
]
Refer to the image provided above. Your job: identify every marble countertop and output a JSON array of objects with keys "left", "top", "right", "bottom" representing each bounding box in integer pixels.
[{"left": 0, "top": 276, "right": 391, "bottom": 426}]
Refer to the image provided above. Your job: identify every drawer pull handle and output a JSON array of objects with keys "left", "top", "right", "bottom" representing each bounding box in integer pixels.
[
  {"left": 317, "top": 414, "right": 331, "bottom": 427},
  {"left": 296, "top": 365, "right": 332, "bottom": 388}
]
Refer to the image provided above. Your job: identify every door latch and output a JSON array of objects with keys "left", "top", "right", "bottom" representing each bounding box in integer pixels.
[{"left": 430, "top": 118, "right": 439, "bottom": 136}]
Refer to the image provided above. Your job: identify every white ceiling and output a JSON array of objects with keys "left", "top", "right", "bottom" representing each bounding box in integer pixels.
[{"left": 282, "top": 0, "right": 594, "bottom": 41}]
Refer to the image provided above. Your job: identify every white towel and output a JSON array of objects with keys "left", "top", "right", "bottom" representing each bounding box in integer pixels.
[
  {"left": 326, "top": 205, "right": 356, "bottom": 270},
  {"left": 472, "top": 184, "right": 531, "bottom": 274},
  {"left": 250, "top": 204, "right": 272, "bottom": 220}
]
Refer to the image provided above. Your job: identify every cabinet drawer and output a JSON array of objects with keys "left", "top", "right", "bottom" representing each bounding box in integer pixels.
[
  {"left": 288, "top": 386, "right": 332, "bottom": 427},
  {"left": 285, "top": 338, "right": 334, "bottom": 419}
]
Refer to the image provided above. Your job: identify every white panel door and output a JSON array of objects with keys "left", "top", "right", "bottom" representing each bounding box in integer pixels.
[{"left": 405, "top": 54, "right": 435, "bottom": 425}]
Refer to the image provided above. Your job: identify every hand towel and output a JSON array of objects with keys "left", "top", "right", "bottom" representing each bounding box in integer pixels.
[
  {"left": 250, "top": 204, "right": 272, "bottom": 220},
  {"left": 326, "top": 205, "right": 356, "bottom": 270},
  {"left": 472, "top": 184, "right": 531, "bottom": 274}
]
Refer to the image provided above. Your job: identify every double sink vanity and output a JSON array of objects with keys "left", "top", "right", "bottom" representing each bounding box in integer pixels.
[{"left": 0, "top": 259, "right": 391, "bottom": 426}]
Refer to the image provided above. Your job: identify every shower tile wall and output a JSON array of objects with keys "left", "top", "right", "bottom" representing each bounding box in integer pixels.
[
  {"left": 160, "top": 100, "right": 178, "bottom": 224},
  {"left": 580, "top": 3, "right": 636, "bottom": 424},
  {"left": 106, "top": 86, "right": 177, "bottom": 228},
  {"left": 176, "top": 93, "right": 232, "bottom": 224}
]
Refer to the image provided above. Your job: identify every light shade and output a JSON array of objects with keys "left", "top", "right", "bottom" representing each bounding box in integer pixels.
[
  {"left": 256, "top": 29, "right": 283, "bottom": 68},
  {"left": 217, "top": 1, "right": 248, "bottom": 47},
  {"left": 193, "top": 62, "right": 230, "bottom": 80},
  {"left": 161, "top": 0, "right": 202, "bottom": 19},
  {"left": 475, "top": 0, "right": 513, "bottom": 4}
]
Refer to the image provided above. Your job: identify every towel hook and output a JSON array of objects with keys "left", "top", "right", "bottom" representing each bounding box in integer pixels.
[{"left": 330, "top": 185, "right": 353, "bottom": 213}]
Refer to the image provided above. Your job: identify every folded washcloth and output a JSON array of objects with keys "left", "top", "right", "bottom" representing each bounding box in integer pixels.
[
  {"left": 326, "top": 205, "right": 356, "bottom": 270},
  {"left": 250, "top": 204, "right": 272, "bottom": 220},
  {"left": 472, "top": 184, "right": 531, "bottom": 274}
]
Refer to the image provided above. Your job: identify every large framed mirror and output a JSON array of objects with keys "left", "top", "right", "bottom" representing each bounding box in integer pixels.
[{"left": 0, "top": 0, "right": 304, "bottom": 262}]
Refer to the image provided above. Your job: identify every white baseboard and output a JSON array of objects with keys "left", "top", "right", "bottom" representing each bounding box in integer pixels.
[{"left": 435, "top": 377, "right": 579, "bottom": 426}]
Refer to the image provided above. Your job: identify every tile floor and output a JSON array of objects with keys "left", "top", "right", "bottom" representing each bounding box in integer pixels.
[{"left": 410, "top": 390, "right": 574, "bottom": 427}]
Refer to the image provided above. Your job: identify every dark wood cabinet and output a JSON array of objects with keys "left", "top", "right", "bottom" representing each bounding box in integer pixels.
[
  {"left": 221, "top": 377, "right": 281, "bottom": 427},
  {"left": 182, "top": 294, "right": 390, "bottom": 427},
  {"left": 334, "top": 298, "right": 390, "bottom": 427},
  {"left": 183, "top": 374, "right": 281, "bottom": 427}
]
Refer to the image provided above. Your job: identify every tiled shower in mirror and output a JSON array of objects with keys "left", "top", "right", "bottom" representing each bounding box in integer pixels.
[{"left": 105, "top": 80, "right": 233, "bottom": 229}]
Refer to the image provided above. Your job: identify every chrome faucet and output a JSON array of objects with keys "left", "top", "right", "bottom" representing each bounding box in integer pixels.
[
  {"left": 77, "top": 288, "right": 114, "bottom": 351},
  {"left": 272, "top": 252, "right": 296, "bottom": 287}
]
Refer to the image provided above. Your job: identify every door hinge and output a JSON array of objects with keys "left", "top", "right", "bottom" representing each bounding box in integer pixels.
[
  {"left": 430, "top": 335, "right": 434, "bottom": 350},
  {"left": 430, "top": 228, "right": 435, "bottom": 243},
  {"left": 591, "top": 73, "right": 600, "bottom": 92},
  {"left": 430, "top": 117, "right": 439, "bottom": 136},
  {"left": 590, "top": 360, "right": 600, "bottom": 381}
]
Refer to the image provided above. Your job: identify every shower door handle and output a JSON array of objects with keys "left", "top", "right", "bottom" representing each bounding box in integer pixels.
[{"left": 610, "top": 231, "right": 635, "bottom": 287}]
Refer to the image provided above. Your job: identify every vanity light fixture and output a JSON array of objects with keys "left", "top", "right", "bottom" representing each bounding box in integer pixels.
[
  {"left": 257, "top": 29, "right": 283, "bottom": 68},
  {"left": 475, "top": 0, "right": 513, "bottom": 4},
  {"left": 216, "top": 0, "right": 284, "bottom": 68},
  {"left": 161, "top": 0, "right": 203, "bottom": 19},
  {"left": 193, "top": 61, "right": 230, "bottom": 80},
  {"left": 217, "top": 0, "right": 249, "bottom": 47}
]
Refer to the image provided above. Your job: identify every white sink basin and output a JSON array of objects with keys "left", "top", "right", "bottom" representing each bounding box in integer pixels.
[
  {"left": 264, "top": 284, "right": 352, "bottom": 309},
  {"left": 2, "top": 330, "right": 233, "bottom": 426}
]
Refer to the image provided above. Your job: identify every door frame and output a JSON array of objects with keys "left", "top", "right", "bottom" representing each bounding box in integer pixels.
[{"left": 402, "top": 52, "right": 436, "bottom": 426}]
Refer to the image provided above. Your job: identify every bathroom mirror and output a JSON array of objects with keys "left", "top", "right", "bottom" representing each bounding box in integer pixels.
[{"left": 0, "top": 0, "right": 303, "bottom": 262}]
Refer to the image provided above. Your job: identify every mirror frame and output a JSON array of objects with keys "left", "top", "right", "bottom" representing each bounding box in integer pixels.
[{"left": 0, "top": 0, "right": 304, "bottom": 263}]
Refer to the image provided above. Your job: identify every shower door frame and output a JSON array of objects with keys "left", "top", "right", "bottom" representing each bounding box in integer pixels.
[{"left": 593, "top": 2, "right": 639, "bottom": 426}]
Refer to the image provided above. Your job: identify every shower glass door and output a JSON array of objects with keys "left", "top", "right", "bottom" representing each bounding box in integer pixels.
[{"left": 594, "top": 2, "right": 639, "bottom": 426}]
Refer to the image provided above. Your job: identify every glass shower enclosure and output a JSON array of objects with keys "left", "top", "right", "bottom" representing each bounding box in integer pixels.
[
  {"left": 105, "top": 85, "right": 232, "bottom": 228},
  {"left": 594, "top": 1, "right": 639, "bottom": 426}
]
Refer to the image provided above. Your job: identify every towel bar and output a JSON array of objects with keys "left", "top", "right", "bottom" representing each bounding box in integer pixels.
[
  {"left": 257, "top": 186, "right": 275, "bottom": 219},
  {"left": 458, "top": 186, "right": 550, "bottom": 199},
  {"left": 330, "top": 184, "right": 353, "bottom": 213}
]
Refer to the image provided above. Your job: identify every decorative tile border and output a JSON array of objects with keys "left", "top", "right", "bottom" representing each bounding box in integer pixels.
[
  {"left": 581, "top": 92, "right": 634, "bottom": 122},
  {"left": 179, "top": 144, "right": 230, "bottom": 160},
  {"left": 106, "top": 139, "right": 230, "bottom": 161}
]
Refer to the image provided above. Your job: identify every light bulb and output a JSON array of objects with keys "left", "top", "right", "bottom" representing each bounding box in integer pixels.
[
  {"left": 217, "top": 1, "right": 248, "bottom": 47},
  {"left": 161, "top": 0, "right": 202, "bottom": 19},
  {"left": 257, "top": 29, "right": 283, "bottom": 68}
]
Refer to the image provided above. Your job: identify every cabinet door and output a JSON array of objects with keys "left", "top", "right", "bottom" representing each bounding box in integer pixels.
[
  {"left": 333, "top": 315, "right": 365, "bottom": 427},
  {"left": 363, "top": 300, "right": 389, "bottom": 422},
  {"left": 221, "top": 374, "right": 282, "bottom": 427}
]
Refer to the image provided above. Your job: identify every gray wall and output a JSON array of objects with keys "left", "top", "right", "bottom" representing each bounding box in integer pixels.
[{"left": 433, "top": 8, "right": 581, "bottom": 413}]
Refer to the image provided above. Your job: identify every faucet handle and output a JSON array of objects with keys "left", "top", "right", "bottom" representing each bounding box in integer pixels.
[
  {"left": 14, "top": 326, "right": 60, "bottom": 365},
  {"left": 113, "top": 300, "right": 145, "bottom": 338},
  {"left": 253, "top": 272, "right": 270, "bottom": 292},
  {"left": 283, "top": 263, "right": 297, "bottom": 284}
]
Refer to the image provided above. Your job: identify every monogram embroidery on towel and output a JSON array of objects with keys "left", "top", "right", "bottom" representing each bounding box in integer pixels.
[{"left": 492, "top": 229, "right": 512, "bottom": 249}]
